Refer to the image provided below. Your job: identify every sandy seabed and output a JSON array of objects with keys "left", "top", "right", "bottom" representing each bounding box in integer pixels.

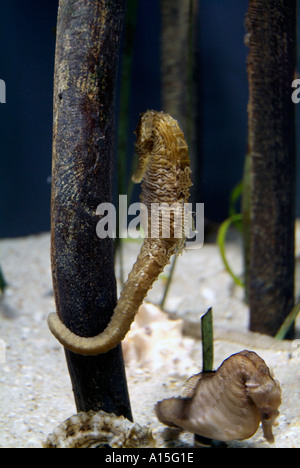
[{"left": 0, "top": 231, "right": 299, "bottom": 448}]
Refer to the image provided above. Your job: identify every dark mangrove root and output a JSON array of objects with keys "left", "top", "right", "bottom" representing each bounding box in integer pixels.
[
  {"left": 48, "top": 111, "right": 192, "bottom": 355},
  {"left": 243, "top": 0, "right": 296, "bottom": 336},
  {"left": 49, "top": 0, "right": 132, "bottom": 416}
]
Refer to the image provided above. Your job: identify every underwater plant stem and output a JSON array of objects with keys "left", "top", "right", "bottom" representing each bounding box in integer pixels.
[
  {"left": 201, "top": 308, "right": 214, "bottom": 372},
  {"left": 160, "top": 254, "right": 178, "bottom": 310},
  {"left": 217, "top": 214, "right": 244, "bottom": 288},
  {"left": 275, "top": 301, "right": 300, "bottom": 340},
  {"left": 229, "top": 181, "right": 243, "bottom": 220},
  {"left": 243, "top": 0, "right": 296, "bottom": 337},
  {"left": 0, "top": 265, "right": 7, "bottom": 294},
  {"left": 51, "top": 0, "right": 131, "bottom": 419}
]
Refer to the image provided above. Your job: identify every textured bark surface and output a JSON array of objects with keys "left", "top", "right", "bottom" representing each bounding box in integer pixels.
[
  {"left": 51, "top": 0, "right": 131, "bottom": 417},
  {"left": 243, "top": 0, "right": 296, "bottom": 336}
]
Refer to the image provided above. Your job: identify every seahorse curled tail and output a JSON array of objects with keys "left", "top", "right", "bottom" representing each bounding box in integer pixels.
[{"left": 48, "top": 110, "right": 192, "bottom": 355}]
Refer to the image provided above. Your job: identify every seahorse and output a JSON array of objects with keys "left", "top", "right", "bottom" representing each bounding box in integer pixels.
[
  {"left": 47, "top": 110, "right": 192, "bottom": 355},
  {"left": 155, "top": 350, "right": 282, "bottom": 444},
  {"left": 43, "top": 410, "right": 156, "bottom": 448}
]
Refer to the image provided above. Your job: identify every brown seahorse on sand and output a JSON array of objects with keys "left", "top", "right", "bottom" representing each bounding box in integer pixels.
[
  {"left": 155, "top": 350, "right": 282, "bottom": 444},
  {"left": 47, "top": 110, "right": 192, "bottom": 355}
]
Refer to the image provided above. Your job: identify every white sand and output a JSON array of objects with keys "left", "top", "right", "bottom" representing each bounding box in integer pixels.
[{"left": 0, "top": 232, "right": 299, "bottom": 448}]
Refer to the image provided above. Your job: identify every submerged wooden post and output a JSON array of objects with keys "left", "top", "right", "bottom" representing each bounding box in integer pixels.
[
  {"left": 51, "top": 0, "right": 132, "bottom": 418},
  {"left": 160, "top": 0, "right": 199, "bottom": 187},
  {"left": 243, "top": 0, "right": 296, "bottom": 337}
]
